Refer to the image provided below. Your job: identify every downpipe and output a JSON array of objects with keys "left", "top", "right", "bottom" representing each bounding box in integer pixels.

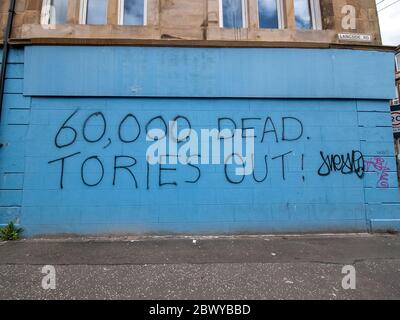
[{"left": 0, "top": 0, "right": 17, "bottom": 125}]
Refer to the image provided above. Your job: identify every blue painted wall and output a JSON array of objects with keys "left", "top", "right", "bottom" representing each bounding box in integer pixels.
[
  {"left": 24, "top": 46, "right": 395, "bottom": 99},
  {"left": 1, "top": 46, "right": 399, "bottom": 236},
  {"left": 0, "top": 48, "right": 27, "bottom": 230}
]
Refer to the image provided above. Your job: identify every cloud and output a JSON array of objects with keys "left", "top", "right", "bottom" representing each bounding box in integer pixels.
[{"left": 376, "top": 0, "right": 400, "bottom": 46}]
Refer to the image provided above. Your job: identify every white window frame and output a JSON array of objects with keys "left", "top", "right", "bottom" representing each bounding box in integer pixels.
[
  {"left": 293, "top": 0, "right": 322, "bottom": 30},
  {"left": 219, "top": 0, "right": 248, "bottom": 28},
  {"left": 118, "top": 0, "right": 148, "bottom": 26},
  {"left": 40, "top": 0, "right": 52, "bottom": 25},
  {"left": 79, "top": 0, "right": 88, "bottom": 24},
  {"left": 310, "top": 0, "right": 322, "bottom": 30},
  {"left": 393, "top": 83, "right": 399, "bottom": 105},
  {"left": 41, "top": 0, "right": 69, "bottom": 25},
  {"left": 257, "top": 0, "right": 285, "bottom": 29}
]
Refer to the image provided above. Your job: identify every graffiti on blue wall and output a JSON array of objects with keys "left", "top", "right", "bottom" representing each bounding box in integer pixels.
[
  {"left": 1, "top": 46, "right": 396, "bottom": 235},
  {"left": 317, "top": 151, "right": 365, "bottom": 178},
  {"left": 13, "top": 97, "right": 399, "bottom": 234},
  {"left": 47, "top": 109, "right": 366, "bottom": 190}
]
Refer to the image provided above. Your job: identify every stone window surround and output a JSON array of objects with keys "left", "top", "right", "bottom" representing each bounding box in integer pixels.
[
  {"left": 38, "top": 0, "right": 322, "bottom": 31},
  {"left": 12, "top": 0, "right": 381, "bottom": 45}
]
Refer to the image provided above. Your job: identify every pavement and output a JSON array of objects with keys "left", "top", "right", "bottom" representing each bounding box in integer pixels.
[{"left": 1, "top": 233, "right": 400, "bottom": 300}]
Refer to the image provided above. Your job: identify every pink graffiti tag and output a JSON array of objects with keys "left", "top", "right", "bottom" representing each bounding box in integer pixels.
[{"left": 365, "top": 157, "right": 390, "bottom": 188}]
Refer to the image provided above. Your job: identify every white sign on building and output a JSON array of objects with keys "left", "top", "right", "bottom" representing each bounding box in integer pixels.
[{"left": 338, "top": 33, "right": 372, "bottom": 42}]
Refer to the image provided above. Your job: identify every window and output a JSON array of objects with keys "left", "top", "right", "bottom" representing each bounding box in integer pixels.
[
  {"left": 396, "top": 53, "right": 400, "bottom": 72},
  {"left": 294, "top": 0, "right": 321, "bottom": 30},
  {"left": 80, "top": 0, "right": 108, "bottom": 25},
  {"left": 220, "top": 0, "right": 247, "bottom": 28},
  {"left": 393, "top": 84, "right": 400, "bottom": 105},
  {"left": 258, "top": 0, "right": 284, "bottom": 29},
  {"left": 41, "top": 0, "right": 68, "bottom": 25},
  {"left": 119, "top": 0, "right": 147, "bottom": 25},
  {"left": 397, "top": 84, "right": 400, "bottom": 101}
]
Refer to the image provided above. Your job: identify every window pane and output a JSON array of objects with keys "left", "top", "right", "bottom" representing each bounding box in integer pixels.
[
  {"left": 222, "top": 0, "right": 243, "bottom": 28},
  {"left": 294, "top": 0, "right": 312, "bottom": 29},
  {"left": 87, "top": 0, "right": 107, "bottom": 25},
  {"left": 258, "top": 0, "right": 279, "bottom": 29},
  {"left": 50, "top": 0, "right": 68, "bottom": 24},
  {"left": 396, "top": 54, "right": 400, "bottom": 72},
  {"left": 123, "top": 0, "right": 145, "bottom": 25}
]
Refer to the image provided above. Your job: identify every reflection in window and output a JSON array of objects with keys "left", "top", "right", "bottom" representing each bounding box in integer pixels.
[
  {"left": 258, "top": 0, "right": 279, "bottom": 29},
  {"left": 86, "top": 0, "right": 107, "bottom": 25},
  {"left": 121, "top": 0, "right": 145, "bottom": 25},
  {"left": 222, "top": 0, "right": 244, "bottom": 28},
  {"left": 41, "top": 0, "right": 68, "bottom": 25},
  {"left": 51, "top": 0, "right": 68, "bottom": 24},
  {"left": 294, "top": 0, "right": 312, "bottom": 29}
]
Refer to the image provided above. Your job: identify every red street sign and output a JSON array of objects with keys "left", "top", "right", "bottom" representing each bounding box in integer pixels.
[{"left": 392, "top": 111, "right": 400, "bottom": 127}]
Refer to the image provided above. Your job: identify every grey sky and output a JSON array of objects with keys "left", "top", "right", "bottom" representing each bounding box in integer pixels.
[{"left": 376, "top": 0, "right": 400, "bottom": 46}]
